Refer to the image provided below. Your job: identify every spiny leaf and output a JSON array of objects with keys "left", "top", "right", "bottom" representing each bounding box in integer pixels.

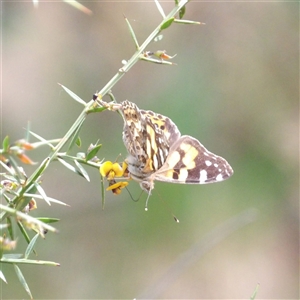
[
  {"left": 26, "top": 157, "right": 50, "bottom": 187},
  {"left": 0, "top": 204, "right": 58, "bottom": 233},
  {"left": 25, "top": 233, "right": 39, "bottom": 259},
  {"left": 7, "top": 155, "right": 24, "bottom": 183},
  {"left": 0, "top": 160, "right": 14, "bottom": 175},
  {"left": 74, "top": 160, "right": 90, "bottom": 182},
  {"left": 59, "top": 83, "right": 86, "bottom": 106},
  {"left": 57, "top": 157, "right": 77, "bottom": 173},
  {"left": 13, "top": 264, "right": 33, "bottom": 299},
  {"left": 67, "top": 119, "right": 85, "bottom": 153},
  {"left": 29, "top": 130, "right": 55, "bottom": 148},
  {"left": 24, "top": 193, "right": 69, "bottom": 206},
  {"left": 154, "top": 0, "right": 166, "bottom": 18},
  {"left": 250, "top": 283, "right": 260, "bottom": 300},
  {"left": 35, "top": 182, "right": 51, "bottom": 206},
  {"left": 57, "top": 157, "right": 86, "bottom": 179},
  {"left": 0, "top": 270, "right": 7, "bottom": 284},
  {"left": 2, "top": 257, "right": 60, "bottom": 266},
  {"left": 17, "top": 221, "right": 33, "bottom": 251},
  {"left": 174, "top": 19, "right": 205, "bottom": 25},
  {"left": 124, "top": 14, "right": 139, "bottom": 49}
]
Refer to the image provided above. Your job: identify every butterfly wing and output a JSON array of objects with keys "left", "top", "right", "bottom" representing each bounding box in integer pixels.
[
  {"left": 154, "top": 135, "right": 233, "bottom": 184},
  {"left": 121, "top": 101, "right": 181, "bottom": 180}
]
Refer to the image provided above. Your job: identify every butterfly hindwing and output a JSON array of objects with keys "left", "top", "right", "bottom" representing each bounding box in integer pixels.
[
  {"left": 154, "top": 135, "right": 233, "bottom": 184},
  {"left": 119, "top": 100, "right": 233, "bottom": 193}
]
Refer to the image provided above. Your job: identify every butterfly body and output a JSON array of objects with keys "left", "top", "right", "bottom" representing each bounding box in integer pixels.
[{"left": 119, "top": 100, "right": 233, "bottom": 194}]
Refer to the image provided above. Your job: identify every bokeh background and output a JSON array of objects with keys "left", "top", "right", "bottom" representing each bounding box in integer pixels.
[{"left": 1, "top": 1, "right": 298, "bottom": 299}]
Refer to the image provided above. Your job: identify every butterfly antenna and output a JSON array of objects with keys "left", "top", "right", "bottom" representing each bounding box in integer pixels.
[
  {"left": 145, "top": 190, "right": 179, "bottom": 222},
  {"left": 157, "top": 191, "right": 180, "bottom": 223}
]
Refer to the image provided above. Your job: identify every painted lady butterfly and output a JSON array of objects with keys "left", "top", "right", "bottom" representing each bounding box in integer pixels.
[{"left": 100, "top": 99, "right": 233, "bottom": 196}]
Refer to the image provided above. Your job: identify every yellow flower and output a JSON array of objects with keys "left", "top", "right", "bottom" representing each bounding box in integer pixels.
[
  {"left": 100, "top": 161, "right": 130, "bottom": 195},
  {"left": 100, "top": 161, "right": 124, "bottom": 180},
  {"left": 106, "top": 181, "right": 129, "bottom": 195}
]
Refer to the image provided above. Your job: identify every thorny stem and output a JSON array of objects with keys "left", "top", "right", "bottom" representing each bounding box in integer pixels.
[{"left": 7, "top": 0, "right": 191, "bottom": 210}]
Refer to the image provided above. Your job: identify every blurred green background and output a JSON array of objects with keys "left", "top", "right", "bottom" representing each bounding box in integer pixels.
[{"left": 1, "top": 1, "right": 298, "bottom": 299}]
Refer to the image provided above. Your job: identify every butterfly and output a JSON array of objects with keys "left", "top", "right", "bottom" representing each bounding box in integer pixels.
[{"left": 116, "top": 100, "right": 234, "bottom": 196}]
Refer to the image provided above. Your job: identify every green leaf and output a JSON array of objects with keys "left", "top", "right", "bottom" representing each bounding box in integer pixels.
[
  {"left": 250, "top": 283, "right": 260, "bottom": 300},
  {"left": 3, "top": 253, "right": 23, "bottom": 259},
  {"left": 17, "top": 220, "right": 31, "bottom": 245},
  {"left": 1, "top": 193, "right": 10, "bottom": 204},
  {"left": 160, "top": 17, "right": 174, "bottom": 30},
  {"left": 35, "top": 182, "right": 51, "bottom": 206},
  {"left": 2, "top": 135, "right": 10, "bottom": 152},
  {"left": 13, "top": 264, "right": 33, "bottom": 299},
  {"left": 76, "top": 136, "right": 82, "bottom": 147},
  {"left": 7, "top": 155, "right": 23, "bottom": 183},
  {"left": 57, "top": 157, "right": 87, "bottom": 179},
  {"left": 154, "top": 0, "right": 166, "bottom": 18},
  {"left": 0, "top": 160, "right": 14, "bottom": 175},
  {"left": 67, "top": 119, "right": 85, "bottom": 153},
  {"left": 86, "top": 144, "right": 102, "bottom": 161},
  {"left": 36, "top": 217, "right": 60, "bottom": 224},
  {"left": 25, "top": 157, "right": 50, "bottom": 189},
  {"left": 74, "top": 160, "right": 90, "bottom": 182},
  {"left": 59, "top": 83, "right": 87, "bottom": 106},
  {"left": 25, "top": 121, "right": 31, "bottom": 142},
  {"left": 57, "top": 157, "right": 78, "bottom": 174},
  {"left": 25, "top": 233, "right": 39, "bottom": 259},
  {"left": 174, "top": 19, "right": 204, "bottom": 25},
  {"left": 29, "top": 130, "right": 57, "bottom": 149},
  {"left": 0, "top": 270, "right": 7, "bottom": 284},
  {"left": 87, "top": 106, "right": 107, "bottom": 113},
  {"left": 179, "top": 5, "right": 186, "bottom": 19},
  {"left": 2, "top": 257, "right": 60, "bottom": 266},
  {"left": 15, "top": 183, "right": 38, "bottom": 212},
  {"left": 0, "top": 204, "right": 58, "bottom": 233},
  {"left": 24, "top": 193, "right": 69, "bottom": 206},
  {"left": 124, "top": 14, "right": 139, "bottom": 49}
]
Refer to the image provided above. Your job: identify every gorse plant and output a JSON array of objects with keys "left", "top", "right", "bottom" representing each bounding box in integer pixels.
[{"left": 0, "top": 1, "right": 202, "bottom": 298}]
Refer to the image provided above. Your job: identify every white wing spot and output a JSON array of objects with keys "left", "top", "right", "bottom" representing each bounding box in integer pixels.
[
  {"left": 216, "top": 174, "right": 224, "bottom": 181},
  {"left": 203, "top": 152, "right": 209, "bottom": 156},
  {"left": 199, "top": 170, "right": 208, "bottom": 183},
  {"left": 214, "top": 163, "right": 218, "bottom": 168},
  {"left": 205, "top": 160, "right": 212, "bottom": 167}
]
